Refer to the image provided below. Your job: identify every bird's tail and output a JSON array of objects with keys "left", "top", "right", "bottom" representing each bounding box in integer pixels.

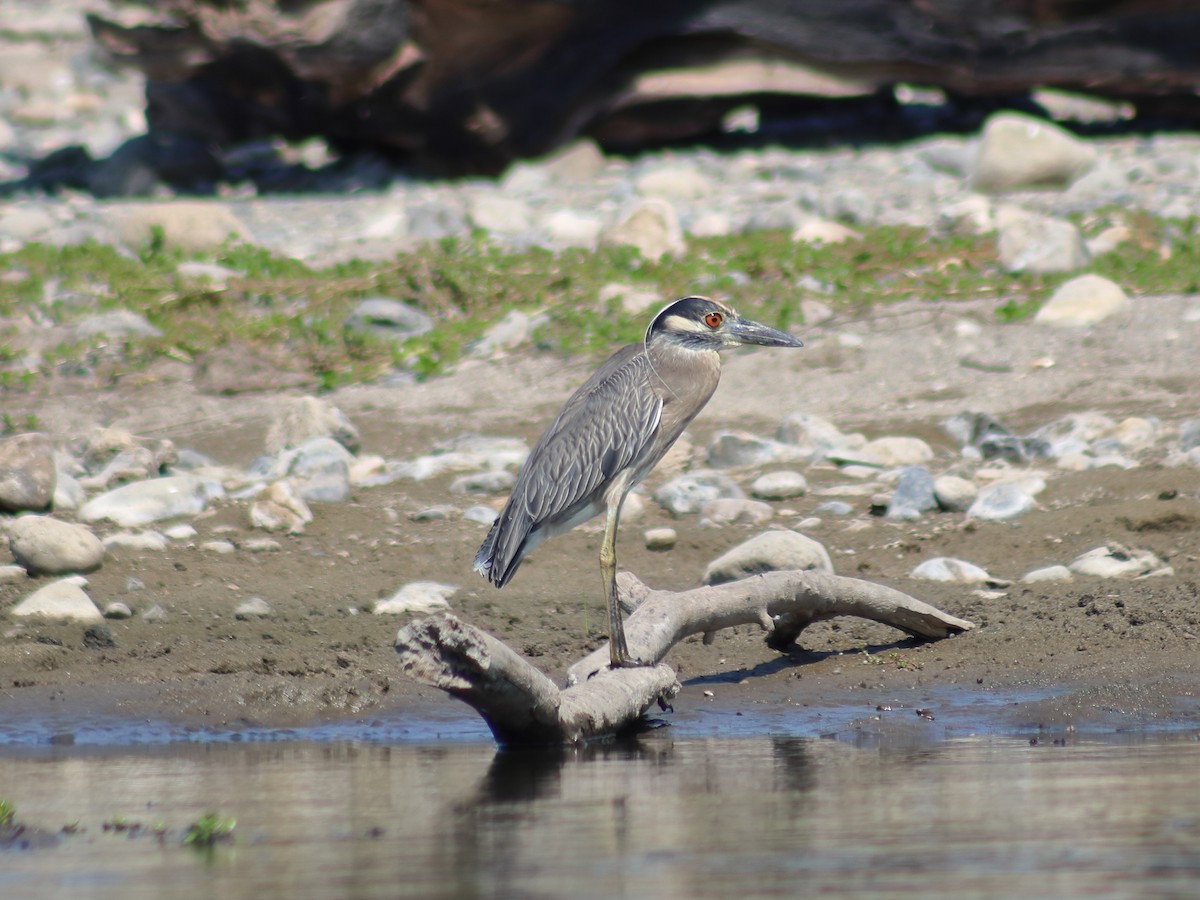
[{"left": 473, "top": 517, "right": 501, "bottom": 582}]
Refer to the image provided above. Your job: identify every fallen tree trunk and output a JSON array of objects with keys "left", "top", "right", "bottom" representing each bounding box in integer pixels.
[
  {"left": 394, "top": 570, "right": 973, "bottom": 745},
  {"left": 88, "top": 1, "right": 1200, "bottom": 173}
]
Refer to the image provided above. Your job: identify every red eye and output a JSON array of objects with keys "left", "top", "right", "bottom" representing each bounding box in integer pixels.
[{"left": 704, "top": 312, "right": 723, "bottom": 328}]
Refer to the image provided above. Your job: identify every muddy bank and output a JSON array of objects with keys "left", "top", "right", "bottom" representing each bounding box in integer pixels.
[{"left": 2, "top": 296, "right": 1199, "bottom": 741}]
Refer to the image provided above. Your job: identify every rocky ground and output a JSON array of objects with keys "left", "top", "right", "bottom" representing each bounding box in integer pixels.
[{"left": 1, "top": 2, "right": 1199, "bottom": 743}]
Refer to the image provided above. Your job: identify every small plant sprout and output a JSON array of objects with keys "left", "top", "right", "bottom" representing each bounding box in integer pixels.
[{"left": 184, "top": 812, "right": 236, "bottom": 848}]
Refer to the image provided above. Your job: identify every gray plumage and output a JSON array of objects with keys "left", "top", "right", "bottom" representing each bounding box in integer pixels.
[{"left": 474, "top": 296, "right": 802, "bottom": 666}]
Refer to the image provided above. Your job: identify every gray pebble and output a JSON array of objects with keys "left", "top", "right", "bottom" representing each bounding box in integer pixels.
[
  {"left": 235, "top": 597, "right": 272, "bottom": 619},
  {"left": 751, "top": 470, "right": 808, "bottom": 501},
  {"left": 885, "top": 466, "right": 938, "bottom": 520},
  {"left": 653, "top": 470, "right": 745, "bottom": 516}
]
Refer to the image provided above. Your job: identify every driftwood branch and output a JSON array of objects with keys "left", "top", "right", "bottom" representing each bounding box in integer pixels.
[{"left": 394, "top": 569, "right": 973, "bottom": 745}]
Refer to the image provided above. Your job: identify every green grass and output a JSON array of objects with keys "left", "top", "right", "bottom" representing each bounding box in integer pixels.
[
  {"left": 0, "top": 210, "right": 1196, "bottom": 393},
  {"left": 183, "top": 812, "right": 236, "bottom": 847}
]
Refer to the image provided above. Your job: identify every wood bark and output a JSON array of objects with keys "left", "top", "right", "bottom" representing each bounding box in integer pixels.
[
  {"left": 88, "top": 1, "right": 1200, "bottom": 173},
  {"left": 394, "top": 569, "right": 973, "bottom": 745}
]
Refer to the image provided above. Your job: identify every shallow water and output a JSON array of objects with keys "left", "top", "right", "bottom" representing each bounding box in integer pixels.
[{"left": 3, "top": 700, "right": 1200, "bottom": 900}]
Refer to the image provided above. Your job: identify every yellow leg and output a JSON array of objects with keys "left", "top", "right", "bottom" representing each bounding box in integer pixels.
[{"left": 600, "top": 496, "right": 641, "bottom": 667}]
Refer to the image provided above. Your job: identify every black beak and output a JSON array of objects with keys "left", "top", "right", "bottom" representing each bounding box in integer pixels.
[{"left": 725, "top": 316, "right": 804, "bottom": 348}]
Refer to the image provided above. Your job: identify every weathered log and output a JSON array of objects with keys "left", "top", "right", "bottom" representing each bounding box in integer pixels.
[
  {"left": 88, "top": 1, "right": 1200, "bottom": 173},
  {"left": 394, "top": 569, "right": 973, "bottom": 745}
]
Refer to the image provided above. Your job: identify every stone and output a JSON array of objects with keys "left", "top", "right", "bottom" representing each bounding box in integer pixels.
[
  {"left": 78, "top": 474, "right": 224, "bottom": 527},
  {"left": 996, "top": 206, "right": 1089, "bottom": 274},
  {"left": 343, "top": 298, "right": 434, "bottom": 343},
  {"left": 653, "top": 471, "right": 745, "bottom": 516},
  {"left": 967, "top": 481, "right": 1039, "bottom": 520},
  {"left": 791, "top": 218, "right": 862, "bottom": 245},
  {"left": 234, "top": 597, "right": 272, "bottom": 619},
  {"left": 83, "top": 623, "right": 116, "bottom": 649},
  {"left": 142, "top": 604, "right": 169, "bottom": 623},
  {"left": 12, "top": 579, "right": 103, "bottom": 622},
  {"left": 539, "top": 139, "right": 606, "bottom": 182},
  {"left": 703, "top": 530, "right": 833, "bottom": 584},
  {"left": 449, "top": 470, "right": 516, "bottom": 495},
  {"left": 1022, "top": 565, "right": 1073, "bottom": 584},
  {"left": 1030, "top": 412, "right": 1116, "bottom": 457},
  {"left": 249, "top": 480, "right": 313, "bottom": 534},
  {"left": 110, "top": 201, "right": 253, "bottom": 253},
  {"left": 911, "top": 557, "right": 998, "bottom": 585},
  {"left": 265, "top": 396, "right": 360, "bottom": 455},
  {"left": 0, "top": 433, "right": 56, "bottom": 513},
  {"left": 374, "top": 581, "right": 457, "bottom": 614},
  {"left": 933, "top": 475, "right": 978, "bottom": 513},
  {"left": 707, "top": 431, "right": 794, "bottom": 468},
  {"left": 699, "top": 498, "right": 774, "bottom": 526},
  {"left": 600, "top": 198, "right": 686, "bottom": 261},
  {"left": 971, "top": 112, "right": 1097, "bottom": 192},
  {"left": 540, "top": 209, "right": 603, "bottom": 248},
  {"left": 8, "top": 516, "right": 104, "bottom": 576},
  {"left": 1068, "top": 545, "right": 1171, "bottom": 579},
  {"left": 644, "top": 527, "right": 677, "bottom": 550},
  {"left": 468, "top": 194, "right": 533, "bottom": 235},
  {"left": 74, "top": 310, "right": 162, "bottom": 340},
  {"left": 751, "top": 470, "right": 808, "bottom": 501},
  {"left": 861, "top": 436, "right": 934, "bottom": 467},
  {"left": 201, "top": 540, "right": 237, "bottom": 554},
  {"left": 104, "top": 602, "right": 134, "bottom": 619},
  {"left": 635, "top": 164, "right": 713, "bottom": 201},
  {"left": 885, "top": 467, "right": 938, "bottom": 520},
  {"left": 597, "top": 283, "right": 662, "bottom": 316},
  {"left": 464, "top": 505, "right": 499, "bottom": 525},
  {"left": 470, "top": 309, "right": 549, "bottom": 357},
  {"left": 777, "top": 412, "right": 856, "bottom": 459},
  {"left": 279, "top": 437, "right": 353, "bottom": 502},
  {"left": 1034, "top": 274, "right": 1129, "bottom": 327}
]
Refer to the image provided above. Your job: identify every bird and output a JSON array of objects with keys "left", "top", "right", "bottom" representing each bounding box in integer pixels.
[{"left": 473, "top": 296, "right": 803, "bottom": 667}]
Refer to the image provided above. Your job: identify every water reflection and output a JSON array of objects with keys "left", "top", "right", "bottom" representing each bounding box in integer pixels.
[{"left": 3, "top": 732, "right": 1200, "bottom": 898}]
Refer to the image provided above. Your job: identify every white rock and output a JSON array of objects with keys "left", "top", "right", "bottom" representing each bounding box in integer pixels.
[
  {"left": 103, "top": 531, "right": 169, "bottom": 552},
  {"left": 967, "top": 481, "right": 1039, "bottom": 520},
  {"left": 689, "top": 211, "right": 733, "bottom": 237},
  {"left": 600, "top": 198, "right": 686, "bottom": 261},
  {"left": 700, "top": 498, "right": 774, "bottom": 527},
  {"left": 971, "top": 112, "right": 1097, "bottom": 192},
  {"left": 1035, "top": 274, "right": 1129, "bottom": 327},
  {"left": 996, "top": 206, "right": 1089, "bottom": 274},
  {"left": 644, "top": 527, "right": 677, "bottom": 550},
  {"left": 791, "top": 218, "right": 862, "bottom": 245},
  {"left": 374, "top": 581, "right": 457, "bottom": 614},
  {"left": 1022, "top": 565, "right": 1073, "bottom": 583},
  {"left": 654, "top": 471, "right": 744, "bottom": 516},
  {"left": 265, "top": 396, "right": 360, "bottom": 455},
  {"left": 635, "top": 164, "right": 713, "bottom": 201},
  {"left": 464, "top": 505, "right": 499, "bottom": 525},
  {"left": 12, "top": 579, "right": 102, "bottom": 622},
  {"left": 751, "top": 471, "right": 808, "bottom": 500},
  {"left": 164, "top": 523, "right": 197, "bottom": 540},
  {"left": 860, "top": 436, "right": 934, "bottom": 467},
  {"left": 703, "top": 530, "right": 833, "bottom": 584},
  {"left": 278, "top": 437, "right": 353, "bottom": 502},
  {"left": 201, "top": 540, "right": 237, "bottom": 554},
  {"left": 110, "top": 201, "right": 253, "bottom": 253},
  {"left": 470, "top": 309, "right": 549, "bottom": 357},
  {"left": 78, "top": 474, "right": 224, "bottom": 527},
  {"left": 1068, "top": 545, "right": 1171, "bottom": 579},
  {"left": 468, "top": 194, "right": 532, "bottom": 235},
  {"left": 911, "top": 557, "right": 997, "bottom": 585},
  {"left": 104, "top": 602, "right": 134, "bottom": 619},
  {"left": 234, "top": 597, "right": 272, "bottom": 619},
  {"left": 0, "top": 564, "right": 28, "bottom": 583},
  {"left": 933, "top": 475, "right": 977, "bottom": 512},
  {"left": 249, "top": 480, "right": 313, "bottom": 534},
  {"left": 8, "top": 515, "right": 104, "bottom": 576},
  {"left": 540, "top": 209, "right": 602, "bottom": 248}
]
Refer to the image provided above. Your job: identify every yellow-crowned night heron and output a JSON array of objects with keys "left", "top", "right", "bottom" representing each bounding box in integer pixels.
[{"left": 474, "top": 296, "right": 803, "bottom": 667}]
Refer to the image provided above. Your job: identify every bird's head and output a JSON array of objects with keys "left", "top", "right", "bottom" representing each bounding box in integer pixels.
[{"left": 646, "top": 296, "right": 803, "bottom": 351}]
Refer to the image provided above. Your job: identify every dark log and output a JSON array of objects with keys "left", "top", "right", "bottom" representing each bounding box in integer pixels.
[
  {"left": 87, "top": 1, "right": 1200, "bottom": 173},
  {"left": 394, "top": 570, "right": 973, "bottom": 744}
]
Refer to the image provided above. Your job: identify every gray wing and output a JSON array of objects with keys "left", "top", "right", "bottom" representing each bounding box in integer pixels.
[{"left": 475, "top": 345, "right": 662, "bottom": 586}]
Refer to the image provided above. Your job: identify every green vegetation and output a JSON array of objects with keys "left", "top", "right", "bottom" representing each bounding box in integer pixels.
[
  {"left": 183, "top": 812, "right": 237, "bottom": 847},
  {"left": 0, "top": 798, "right": 14, "bottom": 825},
  {"left": 0, "top": 210, "right": 1195, "bottom": 392}
]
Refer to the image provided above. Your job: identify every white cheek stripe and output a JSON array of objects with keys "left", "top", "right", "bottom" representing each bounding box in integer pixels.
[{"left": 661, "top": 314, "right": 710, "bottom": 334}]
